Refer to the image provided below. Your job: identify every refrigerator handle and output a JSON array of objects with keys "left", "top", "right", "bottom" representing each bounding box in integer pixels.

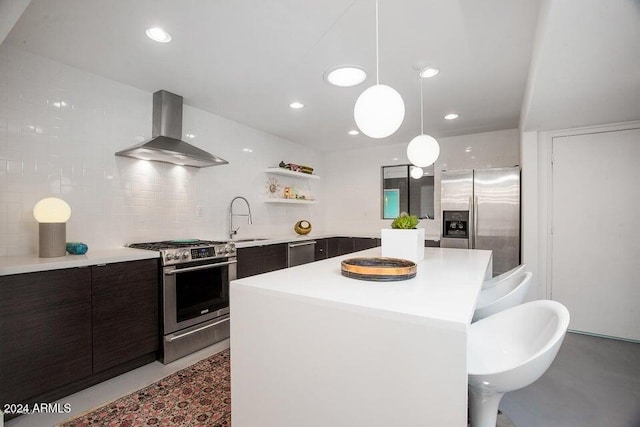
[
  {"left": 468, "top": 196, "right": 474, "bottom": 249},
  {"left": 473, "top": 195, "right": 479, "bottom": 249}
]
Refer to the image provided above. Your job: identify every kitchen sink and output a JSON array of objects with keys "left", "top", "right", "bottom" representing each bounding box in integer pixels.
[{"left": 231, "top": 238, "right": 269, "bottom": 243}]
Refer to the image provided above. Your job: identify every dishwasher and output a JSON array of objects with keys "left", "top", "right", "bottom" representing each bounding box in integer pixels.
[{"left": 288, "top": 240, "right": 316, "bottom": 267}]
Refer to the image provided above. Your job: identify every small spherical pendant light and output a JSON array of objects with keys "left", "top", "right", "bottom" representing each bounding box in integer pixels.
[
  {"left": 407, "top": 134, "right": 440, "bottom": 167},
  {"left": 410, "top": 166, "right": 424, "bottom": 179},
  {"left": 354, "top": 84, "right": 405, "bottom": 139},
  {"left": 406, "top": 69, "right": 439, "bottom": 167},
  {"left": 353, "top": 0, "right": 405, "bottom": 139}
]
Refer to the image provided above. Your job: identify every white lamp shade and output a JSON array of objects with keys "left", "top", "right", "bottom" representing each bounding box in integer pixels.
[
  {"left": 354, "top": 84, "right": 405, "bottom": 138},
  {"left": 410, "top": 166, "right": 424, "bottom": 179},
  {"left": 33, "top": 197, "right": 71, "bottom": 223},
  {"left": 407, "top": 134, "right": 440, "bottom": 167}
]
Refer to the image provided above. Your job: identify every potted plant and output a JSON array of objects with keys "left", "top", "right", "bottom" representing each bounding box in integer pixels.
[{"left": 381, "top": 212, "right": 425, "bottom": 263}]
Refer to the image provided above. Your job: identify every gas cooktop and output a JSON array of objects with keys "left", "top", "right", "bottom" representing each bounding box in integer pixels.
[
  {"left": 128, "top": 240, "right": 228, "bottom": 251},
  {"left": 128, "top": 240, "right": 236, "bottom": 265}
]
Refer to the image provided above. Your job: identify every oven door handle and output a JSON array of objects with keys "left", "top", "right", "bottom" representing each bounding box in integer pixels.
[
  {"left": 167, "top": 259, "right": 237, "bottom": 274},
  {"left": 166, "top": 314, "right": 231, "bottom": 342}
]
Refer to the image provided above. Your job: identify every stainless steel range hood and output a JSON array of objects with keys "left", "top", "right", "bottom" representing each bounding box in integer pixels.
[{"left": 115, "top": 90, "right": 228, "bottom": 168}]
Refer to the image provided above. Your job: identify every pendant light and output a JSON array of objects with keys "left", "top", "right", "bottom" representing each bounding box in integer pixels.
[
  {"left": 353, "top": 0, "right": 405, "bottom": 139},
  {"left": 406, "top": 70, "right": 439, "bottom": 167}
]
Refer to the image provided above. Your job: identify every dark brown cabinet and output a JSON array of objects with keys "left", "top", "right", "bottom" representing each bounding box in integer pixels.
[
  {"left": 262, "top": 244, "right": 287, "bottom": 273},
  {"left": 327, "top": 237, "right": 354, "bottom": 257},
  {"left": 354, "top": 237, "right": 380, "bottom": 251},
  {"left": 0, "top": 258, "right": 159, "bottom": 414},
  {"left": 315, "top": 238, "right": 329, "bottom": 261},
  {"left": 236, "top": 246, "right": 263, "bottom": 279},
  {"left": 92, "top": 259, "right": 159, "bottom": 373},
  {"left": 0, "top": 267, "right": 92, "bottom": 406},
  {"left": 237, "top": 244, "right": 288, "bottom": 278}
]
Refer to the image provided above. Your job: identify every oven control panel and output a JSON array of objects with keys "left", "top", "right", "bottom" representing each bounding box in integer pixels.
[{"left": 161, "top": 244, "right": 236, "bottom": 265}]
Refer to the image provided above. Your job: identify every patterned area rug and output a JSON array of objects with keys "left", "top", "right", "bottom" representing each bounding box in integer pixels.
[{"left": 60, "top": 350, "right": 231, "bottom": 427}]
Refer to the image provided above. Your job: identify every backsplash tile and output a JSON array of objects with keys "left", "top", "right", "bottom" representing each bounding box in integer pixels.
[{"left": 0, "top": 44, "right": 324, "bottom": 256}]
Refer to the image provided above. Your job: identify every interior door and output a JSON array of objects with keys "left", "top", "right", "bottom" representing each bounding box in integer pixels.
[{"left": 551, "top": 128, "right": 640, "bottom": 341}]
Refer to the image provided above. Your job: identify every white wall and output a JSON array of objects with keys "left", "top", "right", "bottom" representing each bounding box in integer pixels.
[
  {"left": 323, "top": 129, "right": 520, "bottom": 237},
  {"left": 0, "top": 45, "right": 324, "bottom": 256}
]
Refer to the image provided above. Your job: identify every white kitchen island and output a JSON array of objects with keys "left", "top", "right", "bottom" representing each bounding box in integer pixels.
[{"left": 230, "top": 247, "right": 492, "bottom": 427}]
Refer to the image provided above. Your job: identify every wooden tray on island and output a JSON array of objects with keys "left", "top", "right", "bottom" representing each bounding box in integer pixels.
[{"left": 341, "top": 257, "right": 417, "bottom": 282}]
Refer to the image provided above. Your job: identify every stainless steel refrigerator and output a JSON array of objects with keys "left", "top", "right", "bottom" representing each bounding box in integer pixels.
[{"left": 440, "top": 166, "right": 520, "bottom": 276}]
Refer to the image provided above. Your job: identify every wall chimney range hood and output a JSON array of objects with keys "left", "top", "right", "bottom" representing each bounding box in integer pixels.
[{"left": 115, "top": 90, "right": 228, "bottom": 168}]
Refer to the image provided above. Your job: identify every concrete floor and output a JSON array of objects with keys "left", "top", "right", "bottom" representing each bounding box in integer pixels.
[
  {"left": 6, "top": 332, "right": 639, "bottom": 427},
  {"left": 500, "top": 332, "right": 640, "bottom": 427}
]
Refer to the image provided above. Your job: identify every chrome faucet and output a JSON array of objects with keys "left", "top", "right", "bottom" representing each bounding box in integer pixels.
[{"left": 229, "top": 196, "right": 253, "bottom": 239}]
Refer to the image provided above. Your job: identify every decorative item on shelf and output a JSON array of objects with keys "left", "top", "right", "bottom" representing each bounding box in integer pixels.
[
  {"left": 33, "top": 197, "right": 72, "bottom": 258},
  {"left": 266, "top": 177, "right": 281, "bottom": 198},
  {"left": 341, "top": 257, "right": 417, "bottom": 281},
  {"left": 284, "top": 186, "right": 292, "bottom": 199},
  {"left": 66, "top": 242, "right": 88, "bottom": 255},
  {"left": 278, "top": 161, "right": 314, "bottom": 174},
  {"left": 294, "top": 220, "right": 312, "bottom": 235},
  {"left": 381, "top": 212, "right": 425, "bottom": 263}
]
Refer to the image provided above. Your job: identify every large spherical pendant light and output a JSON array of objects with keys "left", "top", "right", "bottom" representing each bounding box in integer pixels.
[
  {"left": 354, "top": 84, "right": 405, "bottom": 139},
  {"left": 354, "top": 0, "right": 404, "bottom": 139},
  {"left": 406, "top": 69, "right": 439, "bottom": 167}
]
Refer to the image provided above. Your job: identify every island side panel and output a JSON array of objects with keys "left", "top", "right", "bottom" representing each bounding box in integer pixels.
[{"left": 230, "top": 285, "right": 468, "bottom": 427}]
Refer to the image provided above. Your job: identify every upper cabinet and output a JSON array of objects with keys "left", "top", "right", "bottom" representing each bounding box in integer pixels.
[{"left": 265, "top": 168, "right": 319, "bottom": 204}]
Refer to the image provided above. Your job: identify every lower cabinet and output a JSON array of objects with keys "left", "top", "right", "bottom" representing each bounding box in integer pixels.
[
  {"left": 315, "top": 238, "right": 329, "bottom": 261},
  {"left": 237, "top": 244, "right": 287, "bottom": 278},
  {"left": 354, "top": 237, "right": 381, "bottom": 251},
  {"left": 0, "top": 267, "right": 93, "bottom": 405},
  {"left": 239, "top": 238, "right": 381, "bottom": 277},
  {"left": 262, "top": 244, "right": 288, "bottom": 273},
  {"left": 92, "top": 259, "right": 159, "bottom": 373},
  {"left": 0, "top": 259, "right": 159, "bottom": 413}
]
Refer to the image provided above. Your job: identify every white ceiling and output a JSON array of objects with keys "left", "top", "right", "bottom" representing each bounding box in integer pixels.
[
  {"left": 521, "top": 0, "right": 640, "bottom": 131},
  {"left": 5, "top": 0, "right": 639, "bottom": 152}
]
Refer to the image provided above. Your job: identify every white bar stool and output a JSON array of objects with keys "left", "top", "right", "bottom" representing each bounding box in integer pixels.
[
  {"left": 473, "top": 272, "right": 532, "bottom": 322},
  {"left": 467, "top": 300, "right": 570, "bottom": 427}
]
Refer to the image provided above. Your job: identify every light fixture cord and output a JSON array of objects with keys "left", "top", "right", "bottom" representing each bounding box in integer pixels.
[
  {"left": 420, "top": 75, "right": 424, "bottom": 134},
  {"left": 375, "top": 0, "right": 379, "bottom": 85}
]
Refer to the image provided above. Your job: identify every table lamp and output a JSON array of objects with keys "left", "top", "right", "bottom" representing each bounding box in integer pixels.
[{"left": 33, "top": 197, "right": 71, "bottom": 258}]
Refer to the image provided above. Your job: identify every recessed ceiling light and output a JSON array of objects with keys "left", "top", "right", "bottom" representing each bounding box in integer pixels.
[
  {"left": 444, "top": 113, "right": 459, "bottom": 120},
  {"left": 289, "top": 102, "right": 304, "bottom": 109},
  {"left": 242, "top": 148, "right": 253, "bottom": 153},
  {"left": 185, "top": 133, "right": 196, "bottom": 139},
  {"left": 419, "top": 67, "right": 439, "bottom": 78},
  {"left": 325, "top": 66, "right": 367, "bottom": 87},
  {"left": 348, "top": 130, "right": 359, "bottom": 136},
  {"left": 146, "top": 27, "right": 172, "bottom": 43}
]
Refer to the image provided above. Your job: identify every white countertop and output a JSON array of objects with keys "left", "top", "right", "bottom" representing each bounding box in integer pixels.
[
  {"left": 230, "top": 231, "right": 440, "bottom": 248},
  {"left": 232, "top": 247, "right": 492, "bottom": 324},
  {"left": 0, "top": 248, "right": 159, "bottom": 276}
]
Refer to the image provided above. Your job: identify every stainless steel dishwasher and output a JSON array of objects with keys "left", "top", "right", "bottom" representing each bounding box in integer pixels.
[{"left": 288, "top": 240, "right": 316, "bottom": 267}]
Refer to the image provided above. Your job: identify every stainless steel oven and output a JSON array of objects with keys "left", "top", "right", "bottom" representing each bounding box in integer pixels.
[{"left": 128, "top": 240, "right": 236, "bottom": 364}]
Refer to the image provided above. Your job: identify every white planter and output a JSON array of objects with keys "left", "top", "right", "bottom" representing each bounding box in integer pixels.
[{"left": 380, "top": 228, "right": 425, "bottom": 263}]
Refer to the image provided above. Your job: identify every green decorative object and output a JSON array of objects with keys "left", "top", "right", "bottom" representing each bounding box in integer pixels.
[{"left": 390, "top": 212, "right": 419, "bottom": 229}]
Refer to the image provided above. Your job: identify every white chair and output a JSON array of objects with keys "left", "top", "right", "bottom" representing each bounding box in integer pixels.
[
  {"left": 473, "top": 271, "right": 532, "bottom": 322},
  {"left": 482, "top": 264, "right": 526, "bottom": 290},
  {"left": 467, "top": 300, "right": 570, "bottom": 427}
]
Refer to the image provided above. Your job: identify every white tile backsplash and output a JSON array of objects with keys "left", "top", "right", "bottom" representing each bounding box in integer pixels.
[{"left": 0, "top": 45, "right": 324, "bottom": 255}]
